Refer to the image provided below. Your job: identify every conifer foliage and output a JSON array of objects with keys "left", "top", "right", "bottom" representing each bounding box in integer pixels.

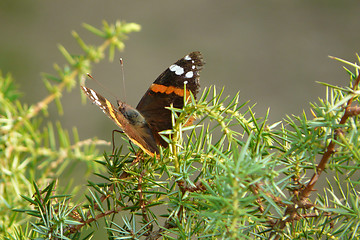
[{"left": 1, "top": 21, "right": 360, "bottom": 239}]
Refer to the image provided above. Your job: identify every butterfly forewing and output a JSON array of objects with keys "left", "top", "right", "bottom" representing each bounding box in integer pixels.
[
  {"left": 136, "top": 51, "right": 204, "bottom": 146},
  {"left": 81, "top": 51, "right": 204, "bottom": 156},
  {"left": 81, "top": 86, "right": 158, "bottom": 156}
]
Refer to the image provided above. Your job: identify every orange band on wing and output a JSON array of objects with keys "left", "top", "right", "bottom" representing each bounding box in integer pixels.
[
  {"left": 150, "top": 84, "right": 190, "bottom": 97},
  {"left": 105, "top": 100, "right": 116, "bottom": 118},
  {"left": 105, "top": 99, "right": 123, "bottom": 128}
]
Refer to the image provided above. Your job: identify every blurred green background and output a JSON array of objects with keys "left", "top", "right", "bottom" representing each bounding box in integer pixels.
[
  {"left": 1, "top": 1, "right": 359, "bottom": 144},
  {"left": 1, "top": 1, "right": 360, "bottom": 238}
]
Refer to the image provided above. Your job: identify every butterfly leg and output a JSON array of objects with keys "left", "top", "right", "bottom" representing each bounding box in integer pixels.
[{"left": 127, "top": 140, "right": 137, "bottom": 155}]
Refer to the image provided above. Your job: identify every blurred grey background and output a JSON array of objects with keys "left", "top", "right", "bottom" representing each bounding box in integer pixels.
[
  {"left": 1, "top": 1, "right": 360, "bottom": 147},
  {"left": 1, "top": 1, "right": 360, "bottom": 238}
]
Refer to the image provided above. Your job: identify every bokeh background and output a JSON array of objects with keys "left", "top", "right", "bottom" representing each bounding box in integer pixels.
[
  {"left": 2, "top": 1, "right": 360, "bottom": 143},
  {"left": 1, "top": 1, "right": 360, "bottom": 238},
  {"left": 1, "top": 1, "right": 360, "bottom": 143}
]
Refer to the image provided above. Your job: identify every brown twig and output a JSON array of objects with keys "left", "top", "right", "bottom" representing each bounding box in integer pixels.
[
  {"left": 272, "top": 73, "right": 360, "bottom": 238},
  {"left": 300, "top": 73, "right": 360, "bottom": 199},
  {"left": 250, "top": 183, "right": 286, "bottom": 227},
  {"left": 65, "top": 151, "right": 143, "bottom": 235},
  {"left": 69, "top": 206, "right": 126, "bottom": 233}
]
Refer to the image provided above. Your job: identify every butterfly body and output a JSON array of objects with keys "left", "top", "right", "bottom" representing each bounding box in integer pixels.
[{"left": 81, "top": 51, "right": 204, "bottom": 156}]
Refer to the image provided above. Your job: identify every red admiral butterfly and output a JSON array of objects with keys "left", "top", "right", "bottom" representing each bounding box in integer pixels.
[{"left": 81, "top": 51, "right": 204, "bottom": 157}]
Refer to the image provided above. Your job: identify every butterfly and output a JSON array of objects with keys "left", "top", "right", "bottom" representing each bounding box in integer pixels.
[{"left": 81, "top": 51, "right": 204, "bottom": 156}]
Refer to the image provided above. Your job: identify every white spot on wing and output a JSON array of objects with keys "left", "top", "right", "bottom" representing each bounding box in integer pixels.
[
  {"left": 169, "top": 64, "right": 184, "bottom": 75},
  {"left": 94, "top": 100, "right": 101, "bottom": 106},
  {"left": 185, "top": 71, "right": 194, "bottom": 78},
  {"left": 90, "top": 89, "right": 99, "bottom": 100},
  {"left": 184, "top": 55, "right": 191, "bottom": 60}
]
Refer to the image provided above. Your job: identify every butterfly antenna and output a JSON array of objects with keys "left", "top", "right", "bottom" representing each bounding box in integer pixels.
[
  {"left": 86, "top": 73, "right": 118, "bottom": 100},
  {"left": 119, "top": 58, "right": 127, "bottom": 102}
]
